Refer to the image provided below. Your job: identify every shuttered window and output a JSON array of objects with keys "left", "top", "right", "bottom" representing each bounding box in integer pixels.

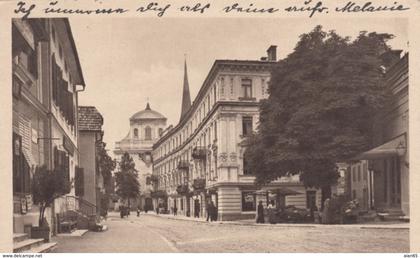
[{"left": 75, "top": 167, "right": 84, "bottom": 196}]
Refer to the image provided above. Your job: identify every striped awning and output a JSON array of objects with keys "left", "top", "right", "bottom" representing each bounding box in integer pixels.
[{"left": 22, "top": 148, "right": 36, "bottom": 168}]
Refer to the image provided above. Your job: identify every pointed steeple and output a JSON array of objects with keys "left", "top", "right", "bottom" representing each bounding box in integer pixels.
[{"left": 180, "top": 57, "right": 192, "bottom": 121}]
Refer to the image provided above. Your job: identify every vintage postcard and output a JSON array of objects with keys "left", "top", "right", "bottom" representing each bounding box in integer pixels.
[{"left": 0, "top": 0, "right": 419, "bottom": 254}]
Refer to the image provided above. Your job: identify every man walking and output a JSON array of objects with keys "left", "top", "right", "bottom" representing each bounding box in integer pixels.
[{"left": 206, "top": 201, "right": 211, "bottom": 222}]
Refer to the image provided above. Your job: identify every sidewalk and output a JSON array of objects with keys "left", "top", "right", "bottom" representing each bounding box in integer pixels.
[{"left": 143, "top": 212, "right": 409, "bottom": 230}]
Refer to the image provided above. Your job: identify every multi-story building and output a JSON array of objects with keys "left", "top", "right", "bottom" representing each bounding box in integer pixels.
[
  {"left": 114, "top": 103, "right": 167, "bottom": 211},
  {"left": 78, "top": 106, "right": 105, "bottom": 216},
  {"left": 152, "top": 46, "right": 321, "bottom": 221},
  {"left": 352, "top": 52, "right": 409, "bottom": 219},
  {"left": 12, "top": 18, "right": 85, "bottom": 234}
]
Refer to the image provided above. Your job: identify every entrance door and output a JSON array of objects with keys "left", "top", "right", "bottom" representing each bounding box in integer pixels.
[
  {"left": 363, "top": 188, "right": 368, "bottom": 210},
  {"left": 390, "top": 157, "right": 401, "bottom": 207}
]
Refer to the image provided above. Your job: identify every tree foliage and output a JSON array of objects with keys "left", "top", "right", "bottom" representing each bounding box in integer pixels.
[
  {"left": 245, "top": 25, "right": 396, "bottom": 189},
  {"left": 114, "top": 152, "right": 140, "bottom": 204},
  {"left": 97, "top": 142, "right": 116, "bottom": 192},
  {"left": 32, "top": 165, "right": 71, "bottom": 226}
]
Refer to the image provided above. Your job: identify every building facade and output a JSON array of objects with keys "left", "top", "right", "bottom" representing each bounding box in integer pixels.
[
  {"left": 114, "top": 103, "right": 167, "bottom": 211},
  {"left": 152, "top": 46, "right": 321, "bottom": 221},
  {"left": 353, "top": 53, "right": 409, "bottom": 218},
  {"left": 77, "top": 106, "right": 105, "bottom": 215},
  {"left": 12, "top": 18, "right": 85, "bottom": 234}
]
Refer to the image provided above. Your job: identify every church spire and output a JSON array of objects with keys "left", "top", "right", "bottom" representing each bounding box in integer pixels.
[{"left": 180, "top": 57, "right": 191, "bottom": 121}]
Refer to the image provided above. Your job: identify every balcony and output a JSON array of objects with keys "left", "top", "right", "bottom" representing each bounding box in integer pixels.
[
  {"left": 192, "top": 178, "right": 206, "bottom": 190},
  {"left": 146, "top": 175, "right": 159, "bottom": 185},
  {"left": 192, "top": 147, "right": 207, "bottom": 160},
  {"left": 176, "top": 184, "right": 190, "bottom": 195},
  {"left": 151, "top": 190, "right": 167, "bottom": 198},
  {"left": 177, "top": 160, "right": 190, "bottom": 170}
]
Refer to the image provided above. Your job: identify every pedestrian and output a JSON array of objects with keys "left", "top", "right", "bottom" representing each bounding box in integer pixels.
[
  {"left": 137, "top": 205, "right": 141, "bottom": 217},
  {"left": 194, "top": 200, "right": 200, "bottom": 218},
  {"left": 174, "top": 206, "right": 178, "bottom": 216},
  {"left": 206, "top": 201, "right": 211, "bottom": 222},
  {"left": 322, "top": 198, "right": 331, "bottom": 224},
  {"left": 256, "top": 201, "right": 265, "bottom": 224},
  {"left": 268, "top": 200, "right": 276, "bottom": 224},
  {"left": 210, "top": 201, "right": 217, "bottom": 222}
]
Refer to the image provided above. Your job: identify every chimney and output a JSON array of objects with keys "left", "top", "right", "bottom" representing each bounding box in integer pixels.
[{"left": 267, "top": 45, "right": 277, "bottom": 62}]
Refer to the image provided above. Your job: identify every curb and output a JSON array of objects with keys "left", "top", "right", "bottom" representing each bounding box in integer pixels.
[{"left": 144, "top": 213, "right": 409, "bottom": 230}]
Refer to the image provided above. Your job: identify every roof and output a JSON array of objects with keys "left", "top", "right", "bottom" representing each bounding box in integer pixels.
[
  {"left": 63, "top": 19, "right": 85, "bottom": 87},
  {"left": 180, "top": 59, "right": 192, "bottom": 121},
  {"left": 130, "top": 103, "right": 166, "bottom": 121},
  {"left": 78, "top": 106, "right": 103, "bottom": 131}
]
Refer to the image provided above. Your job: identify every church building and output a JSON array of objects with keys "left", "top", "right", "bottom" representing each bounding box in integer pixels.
[{"left": 114, "top": 103, "right": 167, "bottom": 211}]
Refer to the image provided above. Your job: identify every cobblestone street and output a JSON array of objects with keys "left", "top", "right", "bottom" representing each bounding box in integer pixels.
[{"left": 52, "top": 212, "right": 409, "bottom": 253}]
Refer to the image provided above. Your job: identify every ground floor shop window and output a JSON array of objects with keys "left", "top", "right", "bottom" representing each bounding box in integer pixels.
[{"left": 242, "top": 191, "right": 256, "bottom": 211}]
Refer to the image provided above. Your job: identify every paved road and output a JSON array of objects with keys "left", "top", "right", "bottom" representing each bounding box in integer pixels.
[{"left": 52, "top": 213, "right": 409, "bottom": 253}]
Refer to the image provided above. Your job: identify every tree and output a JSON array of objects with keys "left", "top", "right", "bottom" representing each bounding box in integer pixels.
[
  {"left": 97, "top": 142, "right": 116, "bottom": 212},
  {"left": 98, "top": 143, "right": 116, "bottom": 187},
  {"left": 245, "top": 26, "right": 397, "bottom": 203},
  {"left": 114, "top": 152, "right": 140, "bottom": 207},
  {"left": 32, "top": 165, "right": 71, "bottom": 227}
]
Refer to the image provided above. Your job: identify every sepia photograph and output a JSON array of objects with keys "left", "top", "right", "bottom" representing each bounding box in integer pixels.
[{"left": 9, "top": 15, "right": 411, "bottom": 253}]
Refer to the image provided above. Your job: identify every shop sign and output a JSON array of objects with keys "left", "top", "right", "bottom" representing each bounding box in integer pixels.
[
  {"left": 20, "top": 197, "right": 27, "bottom": 214},
  {"left": 31, "top": 128, "right": 38, "bottom": 143},
  {"left": 14, "top": 137, "right": 21, "bottom": 156},
  {"left": 25, "top": 194, "right": 33, "bottom": 211}
]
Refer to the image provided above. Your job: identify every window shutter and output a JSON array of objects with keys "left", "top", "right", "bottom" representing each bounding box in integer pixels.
[
  {"left": 53, "top": 146, "right": 59, "bottom": 169},
  {"left": 75, "top": 167, "right": 84, "bottom": 196}
]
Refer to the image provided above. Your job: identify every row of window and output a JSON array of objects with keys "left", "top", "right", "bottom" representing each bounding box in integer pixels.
[
  {"left": 133, "top": 127, "right": 163, "bottom": 140},
  {"left": 155, "top": 115, "right": 254, "bottom": 186},
  {"left": 155, "top": 75, "right": 266, "bottom": 161},
  {"left": 52, "top": 54, "right": 76, "bottom": 127}
]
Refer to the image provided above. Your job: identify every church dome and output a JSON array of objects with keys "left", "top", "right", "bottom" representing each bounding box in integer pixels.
[{"left": 130, "top": 103, "right": 166, "bottom": 120}]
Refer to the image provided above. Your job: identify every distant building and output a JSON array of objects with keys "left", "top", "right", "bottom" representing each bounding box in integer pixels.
[
  {"left": 152, "top": 46, "right": 321, "bottom": 221},
  {"left": 114, "top": 103, "right": 167, "bottom": 210},
  {"left": 12, "top": 18, "right": 85, "bottom": 234},
  {"left": 352, "top": 53, "right": 409, "bottom": 219},
  {"left": 78, "top": 106, "right": 105, "bottom": 215}
]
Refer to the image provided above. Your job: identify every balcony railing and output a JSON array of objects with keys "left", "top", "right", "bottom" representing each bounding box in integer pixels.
[
  {"left": 177, "top": 160, "right": 190, "bottom": 170},
  {"left": 176, "top": 184, "right": 189, "bottom": 195},
  {"left": 192, "top": 178, "right": 206, "bottom": 190},
  {"left": 192, "top": 147, "right": 207, "bottom": 160},
  {"left": 151, "top": 190, "right": 168, "bottom": 198}
]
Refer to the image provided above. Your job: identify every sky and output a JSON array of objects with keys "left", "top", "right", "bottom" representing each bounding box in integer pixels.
[{"left": 69, "top": 17, "right": 408, "bottom": 156}]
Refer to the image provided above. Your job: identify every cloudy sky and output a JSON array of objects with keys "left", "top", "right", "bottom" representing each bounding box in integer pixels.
[{"left": 69, "top": 17, "right": 408, "bottom": 156}]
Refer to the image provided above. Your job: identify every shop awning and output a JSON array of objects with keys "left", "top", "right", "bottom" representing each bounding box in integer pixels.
[
  {"left": 352, "top": 134, "right": 406, "bottom": 160},
  {"left": 255, "top": 187, "right": 302, "bottom": 196}
]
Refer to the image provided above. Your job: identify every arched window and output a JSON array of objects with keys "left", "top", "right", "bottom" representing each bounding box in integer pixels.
[
  {"left": 133, "top": 128, "right": 138, "bottom": 138},
  {"left": 145, "top": 126, "right": 152, "bottom": 140}
]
